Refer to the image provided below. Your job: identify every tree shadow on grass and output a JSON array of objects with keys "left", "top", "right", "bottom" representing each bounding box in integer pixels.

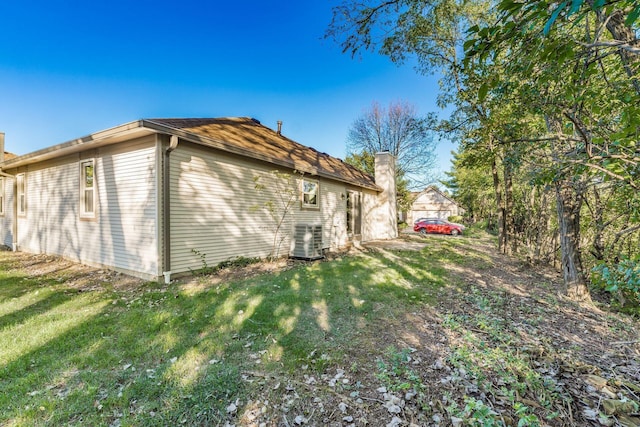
[{"left": 0, "top": 248, "right": 455, "bottom": 426}]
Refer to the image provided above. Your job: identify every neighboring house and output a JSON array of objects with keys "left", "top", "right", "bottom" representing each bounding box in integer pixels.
[
  {"left": 0, "top": 118, "right": 397, "bottom": 281},
  {"left": 407, "top": 186, "right": 464, "bottom": 223}
]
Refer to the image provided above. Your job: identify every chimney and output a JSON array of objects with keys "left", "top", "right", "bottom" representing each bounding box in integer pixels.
[
  {"left": 0, "top": 132, "right": 4, "bottom": 164},
  {"left": 277, "top": 120, "right": 282, "bottom": 135},
  {"left": 373, "top": 151, "right": 398, "bottom": 239}
]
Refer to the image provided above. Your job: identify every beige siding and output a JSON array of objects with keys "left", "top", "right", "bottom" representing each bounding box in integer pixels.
[
  {"left": 320, "top": 180, "right": 347, "bottom": 249},
  {"left": 170, "top": 143, "right": 289, "bottom": 273},
  {"left": 169, "top": 143, "right": 349, "bottom": 274},
  {"left": 360, "top": 153, "right": 398, "bottom": 242},
  {"left": 0, "top": 177, "right": 14, "bottom": 247},
  {"left": 410, "top": 189, "right": 461, "bottom": 222},
  {"left": 360, "top": 189, "right": 380, "bottom": 241},
  {"left": 15, "top": 137, "right": 159, "bottom": 278},
  {"left": 291, "top": 178, "right": 347, "bottom": 249}
]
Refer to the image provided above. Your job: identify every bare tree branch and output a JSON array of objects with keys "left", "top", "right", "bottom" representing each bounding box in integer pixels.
[{"left": 578, "top": 40, "right": 640, "bottom": 55}]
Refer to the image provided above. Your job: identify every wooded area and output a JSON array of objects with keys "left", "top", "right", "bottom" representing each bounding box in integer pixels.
[{"left": 328, "top": 0, "right": 639, "bottom": 308}]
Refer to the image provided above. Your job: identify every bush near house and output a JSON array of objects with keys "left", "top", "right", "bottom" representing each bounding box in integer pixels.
[{"left": 447, "top": 215, "right": 464, "bottom": 223}]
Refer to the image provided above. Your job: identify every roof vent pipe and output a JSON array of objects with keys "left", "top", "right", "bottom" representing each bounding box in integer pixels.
[
  {"left": 167, "top": 135, "right": 179, "bottom": 153},
  {"left": 277, "top": 121, "right": 282, "bottom": 135}
]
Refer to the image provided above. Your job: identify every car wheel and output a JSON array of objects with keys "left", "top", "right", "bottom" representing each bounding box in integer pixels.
[
  {"left": 418, "top": 228, "right": 427, "bottom": 235},
  {"left": 450, "top": 229, "right": 459, "bottom": 236}
]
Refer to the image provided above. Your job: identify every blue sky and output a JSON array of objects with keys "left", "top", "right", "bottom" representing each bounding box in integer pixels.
[{"left": 0, "top": 0, "right": 456, "bottom": 178}]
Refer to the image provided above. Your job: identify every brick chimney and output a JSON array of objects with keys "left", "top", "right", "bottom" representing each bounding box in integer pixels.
[{"left": 373, "top": 151, "right": 398, "bottom": 239}]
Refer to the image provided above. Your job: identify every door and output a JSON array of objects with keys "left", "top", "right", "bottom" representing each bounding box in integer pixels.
[{"left": 346, "top": 191, "right": 361, "bottom": 237}]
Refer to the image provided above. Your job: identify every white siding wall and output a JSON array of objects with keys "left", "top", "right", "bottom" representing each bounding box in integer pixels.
[
  {"left": 15, "top": 137, "right": 158, "bottom": 278},
  {"left": 360, "top": 152, "right": 398, "bottom": 242},
  {"left": 0, "top": 177, "right": 14, "bottom": 248},
  {"left": 410, "top": 189, "right": 460, "bottom": 222},
  {"left": 292, "top": 178, "right": 347, "bottom": 250},
  {"left": 169, "top": 143, "right": 349, "bottom": 274},
  {"left": 361, "top": 189, "right": 380, "bottom": 242},
  {"left": 320, "top": 180, "right": 347, "bottom": 250}
]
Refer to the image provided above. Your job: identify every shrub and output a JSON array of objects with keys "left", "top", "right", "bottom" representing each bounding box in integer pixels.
[
  {"left": 190, "top": 249, "right": 261, "bottom": 276},
  {"left": 591, "top": 258, "right": 640, "bottom": 307},
  {"left": 216, "top": 256, "right": 261, "bottom": 270},
  {"left": 448, "top": 215, "right": 464, "bottom": 223}
]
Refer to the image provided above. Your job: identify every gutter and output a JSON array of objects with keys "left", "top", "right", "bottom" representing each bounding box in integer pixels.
[
  {"left": 1, "top": 120, "right": 154, "bottom": 169},
  {"left": 162, "top": 135, "right": 179, "bottom": 284},
  {"left": 3, "top": 119, "right": 381, "bottom": 193}
]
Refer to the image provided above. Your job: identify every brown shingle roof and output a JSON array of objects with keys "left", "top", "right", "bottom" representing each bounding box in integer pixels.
[{"left": 147, "top": 117, "right": 378, "bottom": 190}]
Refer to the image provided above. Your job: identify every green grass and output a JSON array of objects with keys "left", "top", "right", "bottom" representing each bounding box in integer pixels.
[
  {"left": 0, "top": 242, "right": 459, "bottom": 426},
  {"left": 4, "top": 232, "right": 638, "bottom": 426}
]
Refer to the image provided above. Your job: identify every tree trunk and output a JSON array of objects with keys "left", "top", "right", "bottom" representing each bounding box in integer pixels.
[
  {"left": 555, "top": 179, "right": 590, "bottom": 300},
  {"left": 491, "top": 155, "right": 507, "bottom": 253},
  {"left": 599, "top": 8, "right": 640, "bottom": 94},
  {"left": 504, "top": 161, "right": 516, "bottom": 255},
  {"left": 534, "top": 186, "right": 550, "bottom": 264},
  {"left": 589, "top": 186, "right": 606, "bottom": 261}
]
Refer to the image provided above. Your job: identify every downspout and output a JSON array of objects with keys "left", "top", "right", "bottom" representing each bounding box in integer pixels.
[
  {"left": 0, "top": 133, "right": 14, "bottom": 251},
  {"left": 162, "top": 135, "right": 179, "bottom": 284},
  {"left": 0, "top": 169, "right": 17, "bottom": 251}
]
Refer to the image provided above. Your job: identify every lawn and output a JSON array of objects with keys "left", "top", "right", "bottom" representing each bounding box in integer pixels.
[{"left": 1, "top": 233, "right": 639, "bottom": 426}]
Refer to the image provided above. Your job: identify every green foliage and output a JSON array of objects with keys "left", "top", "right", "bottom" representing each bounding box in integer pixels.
[
  {"left": 460, "top": 0, "right": 640, "bottom": 293},
  {"left": 375, "top": 346, "right": 418, "bottom": 391},
  {"left": 592, "top": 258, "right": 640, "bottom": 306},
  {"left": 443, "top": 150, "right": 496, "bottom": 224},
  {"left": 514, "top": 402, "right": 541, "bottom": 427},
  {"left": 345, "top": 150, "right": 375, "bottom": 175},
  {"left": 215, "top": 256, "right": 261, "bottom": 270},
  {"left": 190, "top": 249, "right": 261, "bottom": 277},
  {"left": 490, "top": 0, "right": 640, "bottom": 37},
  {"left": 330, "top": 0, "right": 640, "bottom": 298},
  {"left": 446, "top": 396, "right": 501, "bottom": 426},
  {"left": 190, "top": 248, "right": 214, "bottom": 276}
]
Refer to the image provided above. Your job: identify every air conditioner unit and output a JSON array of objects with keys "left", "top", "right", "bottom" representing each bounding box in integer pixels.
[{"left": 291, "top": 224, "right": 324, "bottom": 260}]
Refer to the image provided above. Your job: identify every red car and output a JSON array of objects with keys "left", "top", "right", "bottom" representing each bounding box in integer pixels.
[{"left": 413, "top": 218, "right": 463, "bottom": 236}]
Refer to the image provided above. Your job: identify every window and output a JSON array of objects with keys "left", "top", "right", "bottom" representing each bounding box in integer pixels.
[
  {"left": 301, "top": 179, "right": 319, "bottom": 208},
  {"left": 0, "top": 177, "right": 4, "bottom": 216},
  {"left": 80, "top": 160, "right": 96, "bottom": 218},
  {"left": 17, "top": 173, "right": 25, "bottom": 216}
]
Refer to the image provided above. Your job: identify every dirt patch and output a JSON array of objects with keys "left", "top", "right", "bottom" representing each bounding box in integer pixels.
[
  {"left": 363, "top": 238, "right": 429, "bottom": 251},
  {"left": 370, "top": 234, "right": 640, "bottom": 427},
  {"left": 0, "top": 250, "right": 144, "bottom": 291}
]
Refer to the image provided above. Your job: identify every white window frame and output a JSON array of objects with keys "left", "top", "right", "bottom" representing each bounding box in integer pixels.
[
  {"left": 301, "top": 179, "right": 319, "bottom": 209},
  {"left": 17, "top": 173, "right": 26, "bottom": 217},
  {"left": 79, "top": 159, "right": 96, "bottom": 219},
  {"left": 0, "top": 177, "right": 4, "bottom": 216}
]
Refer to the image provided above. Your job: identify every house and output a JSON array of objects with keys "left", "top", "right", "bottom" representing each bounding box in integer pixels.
[
  {"left": 0, "top": 118, "right": 397, "bottom": 281},
  {"left": 407, "top": 186, "right": 464, "bottom": 223}
]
